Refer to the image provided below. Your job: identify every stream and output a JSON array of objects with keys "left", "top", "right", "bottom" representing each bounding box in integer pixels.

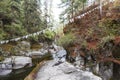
[
  {"left": 0, "top": 58, "right": 38, "bottom": 80},
  {"left": 0, "top": 43, "right": 66, "bottom": 80},
  {"left": 0, "top": 56, "right": 50, "bottom": 80},
  {"left": 0, "top": 66, "right": 35, "bottom": 80}
]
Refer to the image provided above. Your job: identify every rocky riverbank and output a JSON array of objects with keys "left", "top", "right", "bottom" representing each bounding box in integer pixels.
[{"left": 35, "top": 60, "right": 102, "bottom": 80}]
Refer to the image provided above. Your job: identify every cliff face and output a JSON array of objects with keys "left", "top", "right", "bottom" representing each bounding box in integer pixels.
[
  {"left": 64, "top": 0, "right": 120, "bottom": 59},
  {"left": 63, "top": 1, "right": 120, "bottom": 80}
]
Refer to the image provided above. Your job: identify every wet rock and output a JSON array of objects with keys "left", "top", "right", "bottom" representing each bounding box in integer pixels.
[
  {"left": 99, "top": 63, "right": 113, "bottom": 80},
  {"left": 48, "top": 44, "right": 66, "bottom": 61},
  {"left": 0, "top": 69, "right": 12, "bottom": 76},
  {"left": 20, "top": 41, "right": 31, "bottom": 49},
  {"left": 49, "top": 45, "right": 66, "bottom": 62},
  {"left": 53, "top": 44, "right": 64, "bottom": 51},
  {"left": 12, "top": 41, "right": 31, "bottom": 56},
  {"left": 55, "top": 50, "right": 67, "bottom": 62},
  {"left": 0, "top": 61, "right": 12, "bottom": 76},
  {"left": 27, "top": 48, "right": 48, "bottom": 57},
  {"left": 1, "top": 56, "right": 32, "bottom": 70},
  {"left": 17, "top": 41, "right": 31, "bottom": 52},
  {"left": 12, "top": 56, "right": 32, "bottom": 69},
  {"left": 35, "top": 60, "right": 102, "bottom": 80}
]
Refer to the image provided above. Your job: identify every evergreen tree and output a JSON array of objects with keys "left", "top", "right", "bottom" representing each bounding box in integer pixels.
[
  {"left": 24, "top": 0, "right": 43, "bottom": 33},
  {"left": 59, "top": 0, "right": 88, "bottom": 22},
  {"left": 0, "top": 0, "right": 45, "bottom": 40}
]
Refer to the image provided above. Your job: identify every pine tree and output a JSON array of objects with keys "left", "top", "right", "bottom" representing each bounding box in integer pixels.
[
  {"left": 59, "top": 0, "right": 88, "bottom": 23},
  {"left": 24, "top": 0, "right": 43, "bottom": 33}
]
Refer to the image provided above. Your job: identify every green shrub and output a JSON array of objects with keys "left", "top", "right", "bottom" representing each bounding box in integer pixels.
[
  {"left": 0, "top": 28, "right": 6, "bottom": 40},
  {"left": 44, "top": 29, "right": 56, "bottom": 40},
  {"left": 99, "top": 18, "right": 120, "bottom": 36},
  {"left": 28, "top": 35, "right": 39, "bottom": 43},
  {"left": 56, "top": 33, "right": 76, "bottom": 48}
]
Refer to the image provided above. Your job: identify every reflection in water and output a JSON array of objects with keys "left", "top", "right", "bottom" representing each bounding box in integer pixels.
[
  {"left": 0, "top": 53, "right": 52, "bottom": 80},
  {"left": 0, "top": 66, "right": 35, "bottom": 80}
]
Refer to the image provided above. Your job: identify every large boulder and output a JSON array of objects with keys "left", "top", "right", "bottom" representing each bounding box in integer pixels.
[
  {"left": 12, "top": 56, "right": 32, "bottom": 69},
  {"left": 1, "top": 56, "right": 32, "bottom": 70},
  {"left": 35, "top": 60, "right": 102, "bottom": 80}
]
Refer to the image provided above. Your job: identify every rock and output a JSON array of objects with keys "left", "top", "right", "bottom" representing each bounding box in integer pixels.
[
  {"left": 20, "top": 41, "right": 31, "bottom": 49},
  {"left": 49, "top": 44, "right": 66, "bottom": 62},
  {"left": 48, "top": 48, "right": 57, "bottom": 59},
  {"left": 55, "top": 50, "right": 67, "bottom": 62},
  {"left": 49, "top": 49, "right": 67, "bottom": 62},
  {"left": 12, "top": 56, "right": 32, "bottom": 69},
  {"left": 27, "top": 48, "right": 48, "bottom": 57},
  {"left": 40, "top": 48, "right": 48, "bottom": 54},
  {"left": 17, "top": 41, "right": 31, "bottom": 52},
  {"left": 1, "top": 56, "right": 32, "bottom": 70},
  {"left": 27, "top": 51, "right": 44, "bottom": 57},
  {"left": 12, "top": 41, "right": 31, "bottom": 56},
  {"left": 0, "top": 69, "right": 12, "bottom": 76},
  {"left": 0, "top": 61, "right": 12, "bottom": 76},
  {"left": 53, "top": 44, "right": 64, "bottom": 52},
  {"left": 35, "top": 60, "right": 102, "bottom": 80},
  {"left": 99, "top": 63, "right": 113, "bottom": 80}
]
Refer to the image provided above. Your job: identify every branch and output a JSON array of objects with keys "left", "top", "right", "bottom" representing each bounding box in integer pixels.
[{"left": 98, "top": 55, "right": 120, "bottom": 65}]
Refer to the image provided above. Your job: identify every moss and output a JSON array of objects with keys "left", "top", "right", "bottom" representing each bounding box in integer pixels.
[
  {"left": 32, "top": 53, "right": 53, "bottom": 65},
  {"left": 0, "top": 56, "right": 4, "bottom": 61},
  {"left": 30, "top": 44, "right": 42, "bottom": 50},
  {"left": 109, "top": 77, "right": 113, "bottom": 80},
  {"left": 0, "top": 44, "right": 14, "bottom": 53}
]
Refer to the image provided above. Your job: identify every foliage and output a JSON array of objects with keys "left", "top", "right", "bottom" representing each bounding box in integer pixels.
[
  {"left": 44, "top": 29, "right": 56, "bottom": 40},
  {"left": 99, "top": 35, "right": 115, "bottom": 48},
  {"left": 4, "top": 23, "right": 27, "bottom": 37},
  {"left": 59, "top": 0, "right": 87, "bottom": 22},
  {"left": 0, "top": 44, "right": 14, "bottom": 54},
  {"left": 28, "top": 35, "right": 39, "bottom": 43},
  {"left": 0, "top": 28, "right": 6, "bottom": 40},
  {"left": 0, "top": 0, "right": 46, "bottom": 40},
  {"left": 99, "top": 18, "right": 120, "bottom": 36},
  {"left": 23, "top": 0, "right": 43, "bottom": 33},
  {"left": 56, "top": 33, "right": 76, "bottom": 48}
]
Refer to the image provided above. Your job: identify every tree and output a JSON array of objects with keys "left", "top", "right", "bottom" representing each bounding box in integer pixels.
[
  {"left": 0, "top": 0, "right": 27, "bottom": 39},
  {"left": 24, "top": 0, "right": 43, "bottom": 33},
  {"left": 0, "top": 0, "right": 45, "bottom": 40},
  {"left": 43, "top": 0, "right": 53, "bottom": 28},
  {"left": 59, "top": 0, "right": 88, "bottom": 22}
]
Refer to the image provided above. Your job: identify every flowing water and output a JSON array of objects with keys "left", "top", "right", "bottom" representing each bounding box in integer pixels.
[{"left": 0, "top": 44, "right": 67, "bottom": 80}]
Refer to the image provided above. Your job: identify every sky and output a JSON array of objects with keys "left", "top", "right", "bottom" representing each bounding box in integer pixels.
[{"left": 52, "top": 0, "right": 62, "bottom": 22}]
